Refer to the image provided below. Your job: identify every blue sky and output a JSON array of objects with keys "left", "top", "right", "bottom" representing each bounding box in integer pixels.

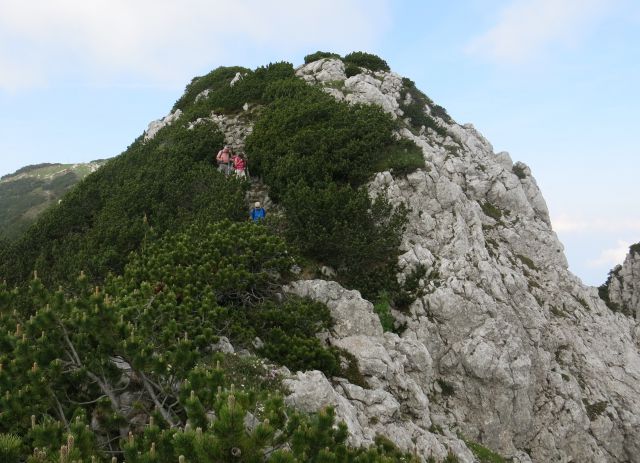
[{"left": 0, "top": 0, "right": 638, "bottom": 286}]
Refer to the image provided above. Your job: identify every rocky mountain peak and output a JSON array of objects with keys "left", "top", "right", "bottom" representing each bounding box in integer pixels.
[
  {"left": 134, "top": 55, "right": 640, "bottom": 462},
  {"left": 284, "top": 57, "right": 640, "bottom": 462}
]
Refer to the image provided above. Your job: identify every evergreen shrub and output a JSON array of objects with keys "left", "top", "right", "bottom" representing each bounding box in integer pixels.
[
  {"left": 345, "top": 63, "right": 361, "bottom": 78},
  {"left": 304, "top": 51, "right": 341, "bottom": 63},
  {"left": 481, "top": 201, "right": 503, "bottom": 221},
  {"left": 283, "top": 183, "right": 407, "bottom": 299},
  {"left": 0, "top": 119, "right": 247, "bottom": 287},
  {"left": 246, "top": 77, "right": 411, "bottom": 299},
  {"left": 344, "top": 51, "right": 390, "bottom": 72},
  {"left": 247, "top": 80, "right": 395, "bottom": 198},
  {"left": 400, "top": 78, "right": 448, "bottom": 136},
  {"left": 512, "top": 163, "right": 527, "bottom": 179},
  {"left": 374, "top": 139, "right": 426, "bottom": 175},
  {"left": 373, "top": 293, "right": 395, "bottom": 332},
  {"left": 177, "top": 62, "right": 296, "bottom": 118},
  {"left": 173, "top": 66, "right": 251, "bottom": 111}
]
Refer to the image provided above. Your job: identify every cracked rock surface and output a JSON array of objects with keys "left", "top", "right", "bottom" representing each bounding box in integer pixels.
[
  {"left": 607, "top": 246, "right": 640, "bottom": 320},
  {"left": 288, "top": 59, "right": 640, "bottom": 462}
]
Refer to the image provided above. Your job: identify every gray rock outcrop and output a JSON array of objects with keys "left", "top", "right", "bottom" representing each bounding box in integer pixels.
[
  {"left": 284, "top": 280, "right": 477, "bottom": 463},
  {"left": 287, "top": 59, "right": 640, "bottom": 462},
  {"left": 144, "top": 109, "right": 182, "bottom": 140},
  {"left": 606, "top": 244, "right": 640, "bottom": 320}
]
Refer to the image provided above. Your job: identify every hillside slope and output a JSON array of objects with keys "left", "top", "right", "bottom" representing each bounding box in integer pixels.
[
  {"left": 1, "top": 53, "right": 639, "bottom": 463},
  {"left": 0, "top": 161, "right": 105, "bottom": 239}
]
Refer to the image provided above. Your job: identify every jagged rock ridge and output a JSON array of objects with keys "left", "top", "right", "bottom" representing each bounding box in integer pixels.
[
  {"left": 143, "top": 58, "right": 640, "bottom": 462},
  {"left": 605, "top": 244, "right": 640, "bottom": 320}
]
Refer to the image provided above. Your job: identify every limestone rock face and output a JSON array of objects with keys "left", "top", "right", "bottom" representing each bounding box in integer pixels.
[
  {"left": 296, "top": 59, "right": 404, "bottom": 116},
  {"left": 285, "top": 280, "right": 383, "bottom": 338},
  {"left": 296, "top": 58, "right": 346, "bottom": 84},
  {"left": 607, "top": 246, "right": 640, "bottom": 320},
  {"left": 144, "top": 109, "right": 182, "bottom": 140},
  {"left": 284, "top": 280, "right": 477, "bottom": 463},
  {"left": 285, "top": 59, "right": 640, "bottom": 462},
  {"left": 201, "top": 113, "right": 253, "bottom": 153}
]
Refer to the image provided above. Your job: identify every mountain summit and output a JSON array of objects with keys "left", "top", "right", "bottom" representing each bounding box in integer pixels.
[{"left": 1, "top": 52, "right": 638, "bottom": 462}]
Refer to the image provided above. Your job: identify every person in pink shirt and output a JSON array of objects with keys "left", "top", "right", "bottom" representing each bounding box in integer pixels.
[{"left": 232, "top": 152, "right": 247, "bottom": 179}]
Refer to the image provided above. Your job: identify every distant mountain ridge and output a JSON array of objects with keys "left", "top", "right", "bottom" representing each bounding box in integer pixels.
[{"left": 0, "top": 160, "right": 106, "bottom": 239}]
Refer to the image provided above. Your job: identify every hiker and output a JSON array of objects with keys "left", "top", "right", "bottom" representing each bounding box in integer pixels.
[
  {"left": 216, "top": 145, "right": 232, "bottom": 175},
  {"left": 232, "top": 152, "right": 247, "bottom": 179},
  {"left": 250, "top": 201, "right": 266, "bottom": 222}
]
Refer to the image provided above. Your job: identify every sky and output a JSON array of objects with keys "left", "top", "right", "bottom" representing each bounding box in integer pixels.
[{"left": 0, "top": 0, "right": 638, "bottom": 286}]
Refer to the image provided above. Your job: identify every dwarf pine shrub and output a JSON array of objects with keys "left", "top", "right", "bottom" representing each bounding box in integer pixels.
[
  {"left": 304, "top": 51, "right": 341, "bottom": 63},
  {"left": 345, "top": 62, "right": 361, "bottom": 77},
  {"left": 344, "top": 51, "right": 390, "bottom": 72},
  {"left": 400, "top": 78, "right": 449, "bottom": 136}
]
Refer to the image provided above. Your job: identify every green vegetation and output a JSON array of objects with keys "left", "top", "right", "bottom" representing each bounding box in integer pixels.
[
  {"left": 576, "top": 296, "right": 590, "bottom": 311},
  {"left": 0, "top": 164, "right": 104, "bottom": 241},
  {"left": 400, "top": 78, "right": 449, "bottom": 136},
  {"left": 343, "top": 51, "right": 390, "bottom": 72},
  {"left": 0, "top": 219, "right": 417, "bottom": 460},
  {"left": 0, "top": 433, "right": 22, "bottom": 462},
  {"left": 1, "top": 163, "right": 63, "bottom": 179},
  {"left": 246, "top": 76, "right": 409, "bottom": 299},
  {"left": 550, "top": 305, "right": 567, "bottom": 318},
  {"left": 395, "top": 264, "right": 433, "bottom": 310},
  {"left": 303, "top": 50, "right": 389, "bottom": 75},
  {"left": 436, "top": 379, "right": 455, "bottom": 397},
  {"left": 304, "top": 51, "right": 341, "bottom": 63},
  {"left": 428, "top": 424, "right": 444, "bottom": 435},
  {"left": 247, "top": 79, "right": 396, "bottom": 196},
  {"left": 512, "top": 163, "right": 527, "bottom": 180},
  {"left": 172, "top": 65, "right": 251, "bottom": 111},
  {"left": 516, "top": 254, "right": 537, "bottom": 271},
  {"left": 345, "top": 62, "right": 362, "bottom": 78},
  {"left": 282, "top": 184, "right": 407, "bottom": 298},
  {"left": 374, "top": 293, "right": 396, "bottom": 332},
  {"left": 465, "top": 441, "right": 506, "bottom": 463},
  {"left": 174, "top": 62, "right": 296, "bottom": 121},
  {"left": 0, "top": 53, "right": 441, "bottom": 461},
  {"left": 630, "top": 242, "right": 640, "bottom": 256},
  {"left": 0, "top": 119, "right": 247, "bottom": 288},
  {"left": 373, "top": 139, "right": 426, "bottom": 175},
  {"left": 481, "top": 201, "right": 503, "bottom": 221},
  {"left": 583, "top": 400, "right": 608, "bottom": 421}
]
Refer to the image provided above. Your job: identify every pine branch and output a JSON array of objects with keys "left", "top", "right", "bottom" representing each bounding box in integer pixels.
[
  {"left": 139, "top": 370, "right": 178, "bottom": 428},
  {"left": 48, "top": 388, "right": 69, "bottom": 430}
]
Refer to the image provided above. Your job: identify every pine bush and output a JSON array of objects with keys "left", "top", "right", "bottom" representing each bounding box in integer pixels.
[{"left": 344, "top": 51, "right": 390, "bottom": 72}]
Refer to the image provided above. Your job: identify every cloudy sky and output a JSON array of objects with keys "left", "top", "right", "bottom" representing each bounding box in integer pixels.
[{"left": 0, "top": 0, "right": 638, "bottom": 286}]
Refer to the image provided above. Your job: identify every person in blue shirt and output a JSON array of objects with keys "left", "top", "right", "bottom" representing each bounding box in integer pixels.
[{"left": 250, "top": 201, "right": 266, "bottom": 222}]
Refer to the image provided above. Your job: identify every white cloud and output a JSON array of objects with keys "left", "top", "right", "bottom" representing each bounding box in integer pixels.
[
  {"left": 551, "top": 215, "right": 640, "bottom": 233},
  {"left": 467, "top": 0, "right": 617, "bottom": 64},
  {"left": 0, "top": 0, "right": 390, "bottom": 91},
  {"left": 587, "top": 240, "right": 630, "bottom": 268}
]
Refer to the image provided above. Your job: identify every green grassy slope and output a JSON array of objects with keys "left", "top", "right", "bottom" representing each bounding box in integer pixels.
[{"left": 0, "top": 162, "right": 107, "bottom": 240}]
